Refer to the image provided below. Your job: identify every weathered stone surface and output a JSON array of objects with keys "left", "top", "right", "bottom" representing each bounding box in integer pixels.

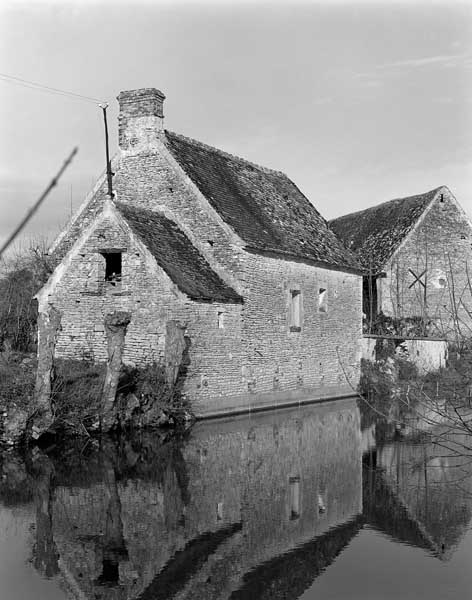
[
  {"left": 333, "top": 186, "right": 472, "bottom": 340},
  {"left": 36, "top": 90, "right": 363, "bottom": 417},
  {"left": 32, "top": 306, "right": 62, "bottom": 436},
  {"left": 102, "top": 311, "right": 131, "bottom": 429},
  {"left": 164, "top": 320, "right": 187, "bottom": 386}
]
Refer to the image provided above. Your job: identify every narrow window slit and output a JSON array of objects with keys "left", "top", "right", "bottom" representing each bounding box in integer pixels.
[
  {"left": 289, "top": 290, "right": 301, "bottom": 331},
  {"left": 289, "top": 476, "right": 300, "bottom": 520},
  {"left": 319, "top": 288, "right": 327, "bottom": 312}
]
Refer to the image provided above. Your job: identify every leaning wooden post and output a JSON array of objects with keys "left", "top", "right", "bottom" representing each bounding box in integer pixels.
[
  {"left": 33, "top": 306, "right": 62, "bottom": 438},
  {"left": 101, "top": 311, "right": 131, "bottom": 430}
]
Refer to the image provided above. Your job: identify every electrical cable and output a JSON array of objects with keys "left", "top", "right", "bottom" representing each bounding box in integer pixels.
[{"left": 0, "top": 72, "right": 106, "bottom": 104}]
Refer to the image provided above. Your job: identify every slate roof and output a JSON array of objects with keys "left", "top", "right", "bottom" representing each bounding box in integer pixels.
[
  {"left": 116, "top": 203, "right": 242, "bottom": 304},
  {"left": 329, "top": 187, "right": 442, "bottom": 273},
  {"left": 163, "top": 131, "right": 362, "bottom": 274}
]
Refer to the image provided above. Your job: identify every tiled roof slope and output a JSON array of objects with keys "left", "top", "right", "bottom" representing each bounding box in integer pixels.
[
  {"left": 329, "top": 188, "right": 441, "bottom": 272},
  {"left": 116, "top": 203, "right": 242, "bottom": 304},
  {"left": 164, "top": 131, "right": 362, "bottom": 273}
]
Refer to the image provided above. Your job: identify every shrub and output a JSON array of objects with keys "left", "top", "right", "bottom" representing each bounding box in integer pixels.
[
  {"left": 51, "top": 359, "right": 106, "bottom": 431},
  {"left": 0, "top": 242, "right": 52, "bottom": 353}
]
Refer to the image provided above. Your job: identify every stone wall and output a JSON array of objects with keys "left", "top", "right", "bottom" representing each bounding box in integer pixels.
[
  {"left": 42, "top": 136, "right": 362, "bottom": 413},
  {"left": 379, "top": 188, "right": 472, "bottom": 339},
  {"left": 361, "top": 335, "right": 448, "bottom": 374},
  {"left": 45, "top": 208, "right": 245, "bottom": 405}
]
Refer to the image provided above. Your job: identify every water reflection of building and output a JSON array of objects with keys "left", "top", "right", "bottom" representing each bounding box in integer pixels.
[
  {"left": 32, "top": 399, "right": 362, "bottom": 600},
  {"left": 363, "top": 429, "right": 472, "bottom": 561}
]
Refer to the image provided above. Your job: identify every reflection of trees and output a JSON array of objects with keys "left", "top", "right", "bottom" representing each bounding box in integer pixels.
[
  {"left": 93, "top": 448, "right": 128, "bottom": 589},
  {"left": 30, "top": 454, "right": 59, "bottom": 578}
]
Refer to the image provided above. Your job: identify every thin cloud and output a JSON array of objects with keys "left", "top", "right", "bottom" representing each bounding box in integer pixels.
[
  {"left": 377, "top": 52, "right": 470, "bottom": 70},
  {"left": 350, "top": 52, "right": 472, "bottom": 86}
]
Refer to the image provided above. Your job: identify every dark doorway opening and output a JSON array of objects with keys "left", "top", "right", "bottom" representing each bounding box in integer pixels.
[{"left": 363, "top": 274, "right": 378, "bottom": 324}]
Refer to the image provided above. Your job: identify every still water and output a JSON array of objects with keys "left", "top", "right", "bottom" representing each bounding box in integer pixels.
[{"left": 0, "top": 398, "right": 471, "bottom": 599}]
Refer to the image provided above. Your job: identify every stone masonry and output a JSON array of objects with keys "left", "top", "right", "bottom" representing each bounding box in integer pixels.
[
  {"left": 379, "top": 187, "right": 472, "bottom": 338},
  {"left": 37, "top": 88, "right": 363, "bottom": 415}
]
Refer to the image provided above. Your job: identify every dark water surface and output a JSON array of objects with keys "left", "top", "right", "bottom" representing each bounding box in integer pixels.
[{"left": 1, "top": 398, "right": 471, "bottom": 599}]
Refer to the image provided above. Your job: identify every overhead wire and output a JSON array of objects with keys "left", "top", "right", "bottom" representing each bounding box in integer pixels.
[{"left": 0, "top": 72, "right": 106, "bottom": 104}]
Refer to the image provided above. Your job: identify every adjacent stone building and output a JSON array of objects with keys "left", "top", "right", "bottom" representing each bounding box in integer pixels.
[
  {"left": 330, "top": 186, "right": 472, "bottom": 339},
  {"left": 37, "top": 88, "right": 363, "bottom": 416}
]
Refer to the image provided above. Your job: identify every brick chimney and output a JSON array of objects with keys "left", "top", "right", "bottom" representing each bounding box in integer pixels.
[{"left": 117, "top": 88, "right": 166, "bottom": 152}]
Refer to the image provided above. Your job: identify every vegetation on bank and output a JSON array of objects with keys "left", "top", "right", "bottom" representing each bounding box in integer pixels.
[
  {"left": 0, "top": 245, "right": 193, "bottom": 446},
  {"left": 0, "top": 352, "right": 193, "bottom": 446},
  {"left": 359, "top": 342, "right": 472, "bottom": 446},
  {"left": 363, "top": 312, "right": 441, "bottom": 338},
  {"left": 0, "top": 242, "right": 52, "bottom": 354}
]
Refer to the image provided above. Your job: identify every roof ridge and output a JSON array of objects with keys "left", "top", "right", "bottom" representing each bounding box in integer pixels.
[
  {"left": 164, "top": 129, "right": 287, "bottom": 177},
  {"left": 330, "top": 186, "right": 444, "bottom": 224}
]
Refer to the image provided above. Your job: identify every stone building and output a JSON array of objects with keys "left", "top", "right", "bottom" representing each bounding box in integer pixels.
[
  {"left": 37, "top": 87, "right": 363, "bottom": 416},
  {"left": 329, "top": 186, "right": 472, "bottom": 338}
]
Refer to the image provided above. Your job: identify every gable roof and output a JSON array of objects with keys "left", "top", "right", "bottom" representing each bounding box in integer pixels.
[
  {"left": 116, "top": 203, "right": 242, "bottom": 304},
  {"left": 163, "top": 131, "right": 362, "bottom": 274},
  {"left": 329, "top": 187, "right": 443, "bottom": 273}
]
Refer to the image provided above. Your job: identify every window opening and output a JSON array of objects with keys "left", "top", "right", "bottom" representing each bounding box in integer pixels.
[
  {"left": 289, "top": 290, "right": 301, "bottom": 331},
  {"left": 217, "top": 311, "right": 225, "bottom": 329},
  {"left": 103, "top": 252, "right": 122, "bottom": 286},
  {"left": 319, "top": 288, "right": 327, "bottom": 312},
  {"left": 289, "top": 476, "right": 300, "bottom": 520}
]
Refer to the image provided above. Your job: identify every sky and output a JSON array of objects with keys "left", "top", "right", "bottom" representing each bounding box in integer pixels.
[{"left": 1, "top": 0, "right": 471, "bottom": 254}]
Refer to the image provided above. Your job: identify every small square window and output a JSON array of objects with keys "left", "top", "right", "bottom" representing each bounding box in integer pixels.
[
  {"left": 289, "top": 290, "right": 301, "bottom": 331},
  {"left": 319, "top": 288, "right": 327, "bottom": 312}
]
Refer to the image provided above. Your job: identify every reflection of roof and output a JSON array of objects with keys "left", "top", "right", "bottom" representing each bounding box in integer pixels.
[
  {"left": 329, "top": 187, "right": 442, "bottom": 272},
  {"left": 363, "top": 462, "right": 436, "bottom": 555},
  {"left": 230, "top": 516, "right": 364, "bottom": 600},
  {"left": 363, "top": 455, "right": 472, "bottom": 561},
  {"left": 116, "top": 203, "right": 243, "bottom": 304},
  {"left": 164, "top": 131, "right": 362, "bottom": 273},
  {"left": 137, "top": 522, "right": 242, "bottom": 600}
]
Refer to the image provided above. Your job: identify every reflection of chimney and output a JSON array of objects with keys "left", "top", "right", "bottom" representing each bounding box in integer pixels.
[{"left": 117, "top": 88, "right": 166, "bottom": 153}]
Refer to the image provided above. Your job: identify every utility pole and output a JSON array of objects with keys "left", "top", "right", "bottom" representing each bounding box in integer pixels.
[{"left": 99, "top": 103, "right": 114, "bottom": 199}]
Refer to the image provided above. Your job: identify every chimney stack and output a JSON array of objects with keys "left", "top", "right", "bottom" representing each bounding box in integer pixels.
[{"left": 117, "top": 88, "right": 166, "bottom": 153}]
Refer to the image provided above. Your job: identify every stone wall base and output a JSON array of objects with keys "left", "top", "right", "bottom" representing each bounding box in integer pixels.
[{"left": 194, "top": 384, "right": 357, "bottom": 419}]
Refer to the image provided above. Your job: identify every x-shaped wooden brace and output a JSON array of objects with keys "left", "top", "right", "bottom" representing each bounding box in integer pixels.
[{"left": 408, "top": 268, "right": 427, "bottom": 289}]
